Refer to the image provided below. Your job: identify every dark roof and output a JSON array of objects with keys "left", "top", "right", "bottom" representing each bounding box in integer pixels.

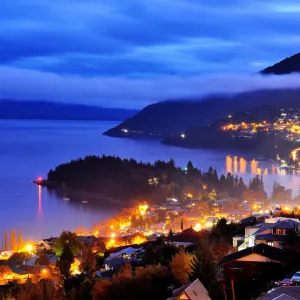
[
  {"left": 240, "top": 216, "right": 256, "bottom": 223},
  {"left": 255, "top": 234, "right": 289, "bottom": 241},
  {"left": 96, "top": 269, "right": 114, "bottom": 279},
  {"left": 233, "top": 234, "right": 245, "bottom": 238},
  {"left": 172, "top": 283, "right": 191, "bottom": 297},
  {"left": 273, "top": 220, "right": 296, "bottom": 230},
  {"left": 254, "top": 223, "right": 274, "bottom": 235},
  {"left": 166, "top": 282, "right": 192, "bottom": 300},
  {"left": 42, "top": 237, "right": 57, "bottom": 244},
  {"left": 257, "top": 287, "right": 300, "bottom": 300},
  {"left": 166, "top": 228, "right": 202, "bottom": 243},
  {"left": 219, "top": 243, "right": 283, "bottom": 265}
]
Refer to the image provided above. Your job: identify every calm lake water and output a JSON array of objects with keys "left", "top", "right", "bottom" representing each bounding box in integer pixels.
[{"left": 1, "top": 119, "right": 300, "bottom": 241}]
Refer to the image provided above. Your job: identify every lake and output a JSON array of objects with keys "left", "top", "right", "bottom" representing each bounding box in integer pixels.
[{"left": 1, "top": 119, "right": 300, "bottom": 241}]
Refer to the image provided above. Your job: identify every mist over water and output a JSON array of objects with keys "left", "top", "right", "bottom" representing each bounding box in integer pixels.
[{"left": 0, "top": 120, "right": 299, "bottom": 240}]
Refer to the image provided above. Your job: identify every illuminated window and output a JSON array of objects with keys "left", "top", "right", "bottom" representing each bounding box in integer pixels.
[{"left": 267, "top": 241, "right": 273, "bottom": 247}]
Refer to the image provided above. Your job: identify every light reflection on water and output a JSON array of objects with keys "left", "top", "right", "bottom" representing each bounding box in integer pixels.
[{"left": 1, "top": 119, "right": 300, "bottom": 240}]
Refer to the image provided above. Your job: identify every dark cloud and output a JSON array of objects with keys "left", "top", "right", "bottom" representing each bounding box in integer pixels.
[{"left": 1, "top": 0, "right": 300, "bottom": 107}]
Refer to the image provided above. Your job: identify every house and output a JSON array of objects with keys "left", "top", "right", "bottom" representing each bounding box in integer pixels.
[
  {"left": 166, "top": 228, "right": 202, "bottom": 245},
  {"left": 166, "top": 279, "right": 211, "bottom": 300},
  {"left": 219, "top": 243, "right": 282, "bottom": 284},
  {"left": 233, "top": 218, "right": 300, "bottom": 251},
  {"left": 37, "top": 237, "right": 57, "bottom": 250},
  {"left": 257, "top": 287, "right": 300, "bottom": 300},
  {"left": 104, "top": 257, "right": 136, "bottom": 271},
  {"left": 104, "top": 246, "right": 144, "bottom": 270}
]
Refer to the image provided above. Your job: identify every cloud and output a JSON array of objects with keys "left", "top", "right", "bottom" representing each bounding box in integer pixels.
[
  {"left": 1, "top": 0, "right": 300, "bottom": 106},
  {"left": 1, "top": 66, "right": 300, "bottom": 108}
]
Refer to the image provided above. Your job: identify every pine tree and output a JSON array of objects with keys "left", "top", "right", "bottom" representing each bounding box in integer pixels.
[
  {"left": 18, "top": 230, "right": 23, "bottom": 251},
  {"left": 10, "top": 229, "right": 17, "bottom": 251},
  {"left": 181, "top": 219, "right": 184, "bottom": 231}
]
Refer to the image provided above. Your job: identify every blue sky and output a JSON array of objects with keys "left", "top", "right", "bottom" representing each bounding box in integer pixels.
[{"left": 1, "top": 0, "right": 300, "bottom": 108}]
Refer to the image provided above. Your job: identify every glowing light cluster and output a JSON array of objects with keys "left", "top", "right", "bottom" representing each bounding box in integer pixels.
[{"left": 138, "top": 204, "right": 148, "bottom": 216}]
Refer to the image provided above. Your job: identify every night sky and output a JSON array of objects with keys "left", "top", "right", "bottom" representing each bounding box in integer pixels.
[{"left": 1, "top": 0, "right": 300, "bottom": 108}]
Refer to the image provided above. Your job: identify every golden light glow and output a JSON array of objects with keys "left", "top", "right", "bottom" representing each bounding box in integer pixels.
[
  {"left": 25, "top": 245, "right": 33, "bottom": 252},
  {"left": 251, "top": 160, "right": 258, "bottom": 174},
  {"left": 239, "top": 157, "right": 246, "bottom": 174},
  {"left": 233, "top": 156, "right": 238, "bottom": 173},
  {"left": 194, "top": 223, "right": 202, "bottom": 232},
  {"left": 138, "top": 204, "right": 148, "bottom": 216},
  {"left": 111, "top": 233, "right": 116, "bottom": 238},
  {"left": 70, "top": 258, "right": 81, "bottom": 275},
  {"left": 106, "top": 239, "right": 116, "bottom": 249},
  {"left": 226, "top": 156, "right": 232, "bottom": 173},
  {"left": 131, "top": 235, "right": 146, "bottom": 244},
  {"left": 205, "top": 221, "right": 213, "bottom": 228}
]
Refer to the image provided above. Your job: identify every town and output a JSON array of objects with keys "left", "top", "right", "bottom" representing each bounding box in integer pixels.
[{"left": 2, "top": 176, "right": 300, "bottom": 299}]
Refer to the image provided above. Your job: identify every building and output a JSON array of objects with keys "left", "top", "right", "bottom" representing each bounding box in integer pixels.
[
  {"left": 233, "top": 218, "right": 300, "bottom": 251},
  {"left": 257, "top": 287, "right": 300, "bottom": 300},
  {"left": 37, "top": 237, "right": 57, "bottom": 250},
  {"left": 166, "top": 228, "right": 202, "bottom": 246},
  {"left": 166, "top": 279, "right": 211, "bottom": 300},
  {"left": 104, "top": 246, "right": 144, "bottom": 270},
  {"left": 219, "top": 243, "right": 282, "bottom": 284}
]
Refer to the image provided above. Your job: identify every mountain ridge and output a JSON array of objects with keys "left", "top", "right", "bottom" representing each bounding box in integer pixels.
[
  {"left": 260, "top": 53, "right": 300, "bottom": 75},
  {"left": 0, "top": 100, "right": 138, "bottom": 121}
]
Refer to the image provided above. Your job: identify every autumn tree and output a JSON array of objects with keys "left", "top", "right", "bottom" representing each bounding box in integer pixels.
[
  {"left": 53, "top": 231, "right": 83, "bottom": 256},
  {"left": 79, "top": 246, "right": 96, "bottom": 276},
  {"left": 91, "top": 279, "right": 112, "bottom": 299},
  {"left": 113, "top": 263, "right": 133, "bottom": 281},
  {"left": 0, "top": 265, "right": 12, "bottom": 279},
  {"left": 170, "top": 251, "right": 195, "bottom": 285},
  {"left": 17, "top": 278, "right": 64, "bottom": 300},
  {"left": 191, "top": 238, "right": 217, "bottom": 288}
]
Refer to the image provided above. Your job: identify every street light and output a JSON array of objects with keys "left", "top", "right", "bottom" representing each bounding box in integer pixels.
[{"left": 25, "top": 245, "right": 33, "bottom": 252}]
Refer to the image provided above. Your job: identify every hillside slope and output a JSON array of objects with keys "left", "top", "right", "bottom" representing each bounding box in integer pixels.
[
  {"left": 261, "top": 53, "right": 300, "bottom": 75},
  {"left": 104, "top": 89, "right": 300, "bottom": 138}
]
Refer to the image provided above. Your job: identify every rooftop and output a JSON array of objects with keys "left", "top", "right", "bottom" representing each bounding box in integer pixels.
[
  {"left": 219, "top": 243, "right": 282, "bottom": 265},
  {"left": 257, "top": 287, "right": 300, "bottom": 300}
]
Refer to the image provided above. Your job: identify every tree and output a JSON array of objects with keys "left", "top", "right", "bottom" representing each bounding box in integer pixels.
[
  {"left": 114, "top": 263, "right": 133, "bottom": 280},
  {"left": 181, "top": 219, "right": 184, "bottom": 231},
  {"left": 79, "top": 246, "right": 96, "bottom": 277},
  {"left": 52, "top": 231, "right": 83, "bottom": 256},
  {"left": 78, "top": 277, "right": 93, "bottom": 300},
  {"left": 35, "top": 254, "right": 50, "bottom": 266},
  {"left": 168, "top": 229, "right": 173, "bottom": 237},
  {"left": 170, "top": 251, "right": 195, "bottom": 285},
  {"left": 57, "top": 244, "right": 74, "bottom": 278},
  {"left": 10, "top": 229, "right": 17, "bottom": 251},
  {"left": 0, "top": 265, "right": 12, "bottom": 279},
  {"left": 17, "top": 278, "right": 64, "bottom": 300},
  {"left": 91, "top": 279, "right": 112, "bottom": 299},
  {"left": 191, "top": 238, "right": 217, "bottom": 288}
]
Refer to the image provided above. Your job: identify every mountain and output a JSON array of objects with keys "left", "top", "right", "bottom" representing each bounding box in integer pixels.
[
  {"left": 0, "top": 100, "right": 138, "bottom": 121},
  {"left": 261, "top": 53, "right": 300, "bottom": 75},
  {"left": 104, "top": 88, "right": 300, "bottom": 138}
]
